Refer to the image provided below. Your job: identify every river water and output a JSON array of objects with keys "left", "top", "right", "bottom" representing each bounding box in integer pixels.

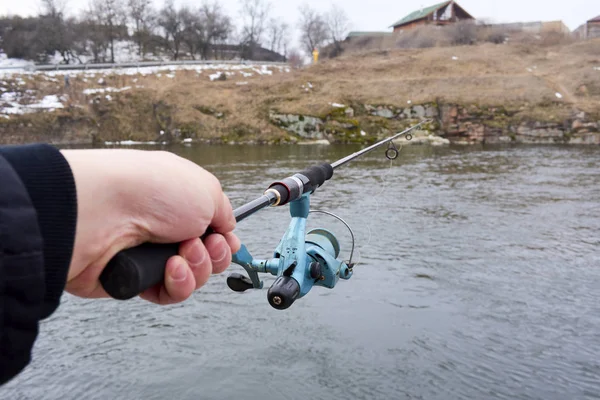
[{"left": 2, "top": 143, "right": 599, "bottom": 400}]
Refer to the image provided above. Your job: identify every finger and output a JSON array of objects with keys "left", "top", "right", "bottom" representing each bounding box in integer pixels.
[
  {"left": 179, "top": 237, "right": 212, "bottom": 290},
  {"left": 139, "top": 255, "right": 195, "bottom": 305},
  {"left": 203, "top": 233, "right": 232, "bottom": 274},
  {"left": 223, "top": 232, "right": 242, "bottom": 254},
  {"left": 209, "top": 192, "right": 236, "bottom": 235}
]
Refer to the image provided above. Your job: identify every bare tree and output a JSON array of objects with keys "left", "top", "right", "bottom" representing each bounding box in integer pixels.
[
  {"left": 239, "top": 0, "right": 270, "bottom": 59},
  {"left": 127, "top": 0, "right": 154, "bottom": 57},
  {"left": 326, "top": 4, "right": 350, "bottom": 57},
  {"left": 199, "top": 1, "right": 232, "bottom": 59},
  {"left": 90, "top": 0, "right": 126, "bottom": 63},
  {"left": 39, "top": 0, "right": 67, "bottom": 18},
  {"left": 180, "top": 6, "right": 203, "bottom": 59},
  {"left": 298, "top": 3, "right": 329, "bottom": 56},
  {"left": 267, "top": 18, "right": 289, "bottom": 58},
  {"left": 80, "top": 7, "right": 109, "bottom": 62},
  {"left": 36, "top": 0, "right": 78, "bottom": 63},
  {"left": 158, "top": 0, "right": 185, "bottom": 60},
  {"left": 287, "top": 48, "right": 304, "bottom": 68}
]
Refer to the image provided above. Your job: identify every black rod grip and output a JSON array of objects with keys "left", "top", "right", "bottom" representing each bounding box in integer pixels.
[
  {"left": 99, "top": 242, "right": 181, "bottom": 300},
  {"left": 298, "top": 163, "right": 333, "bottom": 192},
  {"left": 100, "top": 226, "right": 219, "bottom": 300}
]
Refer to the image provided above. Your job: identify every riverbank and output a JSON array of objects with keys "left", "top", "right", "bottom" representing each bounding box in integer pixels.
[{"left": 1, "top": 40, "right": 599, "bottom": 145}]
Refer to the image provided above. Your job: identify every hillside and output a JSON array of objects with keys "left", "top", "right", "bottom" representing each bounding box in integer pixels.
[{"left": 1, "top": 39, "right": 599, "bottom": 145}]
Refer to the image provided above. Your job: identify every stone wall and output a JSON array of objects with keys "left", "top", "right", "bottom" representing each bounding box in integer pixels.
[{"left": 270, "top": 102, "right": 600, "bottom": 145}]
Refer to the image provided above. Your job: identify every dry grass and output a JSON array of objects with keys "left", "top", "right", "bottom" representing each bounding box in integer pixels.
[
  {"left": 1, "top": 39, "right": 599, "bottom": 144},
  {"left": 268, "top": 39, "right": 600, "bottom": 117}
]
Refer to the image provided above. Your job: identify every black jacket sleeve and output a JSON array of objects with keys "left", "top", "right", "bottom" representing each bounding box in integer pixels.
[{"left": 0, "top": 143, "right": 77, "bottom": 386}]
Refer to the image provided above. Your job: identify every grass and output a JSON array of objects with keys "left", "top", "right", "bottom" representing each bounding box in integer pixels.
[{"left": 1, "top": 39, "right": 599, "bottom": 144}]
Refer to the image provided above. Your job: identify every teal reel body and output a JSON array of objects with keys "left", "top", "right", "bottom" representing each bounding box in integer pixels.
[{"left": 227, "top": 193, "right": 354, "bottom": 310}]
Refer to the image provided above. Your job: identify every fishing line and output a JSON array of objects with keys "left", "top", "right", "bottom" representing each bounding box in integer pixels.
[
  {"left": 311, "top": 141, "right": 401, "bottom": 269},
  {"left": 354, "top": 151, "right": 397, "bottom": 268}
]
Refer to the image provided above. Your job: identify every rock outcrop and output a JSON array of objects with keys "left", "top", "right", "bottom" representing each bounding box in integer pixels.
[{"left": 269, "top": 102, "right": 600, "bottom": 145}]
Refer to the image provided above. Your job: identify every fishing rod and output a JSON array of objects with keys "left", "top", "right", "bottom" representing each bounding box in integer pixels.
[{"left": 99, "top": 121, "right": 428, "bottom": 309}]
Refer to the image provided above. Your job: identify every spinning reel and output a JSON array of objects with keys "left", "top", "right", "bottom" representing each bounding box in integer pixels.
[{"left": 226, "top": 193, "right": 355, "bottom": 310}]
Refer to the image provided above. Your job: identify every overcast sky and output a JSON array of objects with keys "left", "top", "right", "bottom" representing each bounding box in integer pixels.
[{"left": 3, "top": 0, "right": 599, "bottom": 51}]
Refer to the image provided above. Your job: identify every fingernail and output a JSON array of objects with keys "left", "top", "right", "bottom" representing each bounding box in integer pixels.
[
  {"left": 171, "top": 263, "right": 187, "bottom": 282},
  {"left": 211, "top": 247, "right": 228, "bottom": 263},
  {"left": 187, "top": 242, "right": 205, "bottom": 265}
]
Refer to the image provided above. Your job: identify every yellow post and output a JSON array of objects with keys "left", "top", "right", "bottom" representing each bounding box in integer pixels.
[{"left": 312, "top": 47, "right": 319, "bottom": 64}]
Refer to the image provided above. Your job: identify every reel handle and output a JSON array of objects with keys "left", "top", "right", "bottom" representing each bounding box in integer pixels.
[{"left": 267, "top": 276, "right": 300, "bottom": 310}]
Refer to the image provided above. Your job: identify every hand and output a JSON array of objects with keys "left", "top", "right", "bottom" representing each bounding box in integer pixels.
[{"left": 60, "top": 149, "right": 241, "bottom": 305}]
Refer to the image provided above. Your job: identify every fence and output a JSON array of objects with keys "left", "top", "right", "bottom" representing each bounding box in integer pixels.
[{"left": 0, "top": 59, "right": 289, "bottom": 72}]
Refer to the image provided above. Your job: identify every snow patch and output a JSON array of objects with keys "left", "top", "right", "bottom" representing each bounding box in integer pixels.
[
  {"left": 209, "top": 72, "right": 225, "bottom": 81},
  {"left": 0, "top": 52, "right": 34, "bottom": 68},
  {"left": 104, "top": 139, "right": 170, "bottom": 146},
  {"left": 83, "top": 86, "right": 131, "bottom": 95},
  {"left": 1, "top": 94, "right": 64, "bottom": 115},
  {"left": 452, "top": 56, "right": 458, "bottom": 61},
  {"left": 555, "top": 92, "right": 563, "bottom": 99},
  {"left": 331, "top": 103, "right": 345, "bottom": 108},
  {"left": 253, "top": 66, "right": 273, "bottom": 75},
  {"left": 30, "top": 95, "right": 63, "bottom": 109}
]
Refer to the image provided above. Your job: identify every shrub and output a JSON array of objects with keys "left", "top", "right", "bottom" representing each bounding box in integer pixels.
[
  {"left": 395, "top": 26, "right": 440, "bottom": 49},
  {"left": 446, "top": 21, "right": 478, "bottom": 45}
]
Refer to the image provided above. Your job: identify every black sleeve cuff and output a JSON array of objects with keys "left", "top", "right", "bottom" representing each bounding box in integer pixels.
[{"left": 0, "top": 144, "right": 77, "bottom": 318}]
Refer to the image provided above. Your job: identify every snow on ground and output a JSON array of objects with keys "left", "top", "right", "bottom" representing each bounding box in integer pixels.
[
  {"left": 0, "top": 54, "right": 289, "bottom": 118},
  {"left": 82, "top": 86, "right": 132, "bottom": 95},
  {"left": 0, "top": 62, "right": 289, "bottom": 81},
  {"left": 104, "top": 140, "right": 163, "bottom": 145},
  {"left": 1, "top": 92, "right": 64, "bottom": 116},
  {"left": 0, "top": 53, "right": 34, "bottom": 69}
]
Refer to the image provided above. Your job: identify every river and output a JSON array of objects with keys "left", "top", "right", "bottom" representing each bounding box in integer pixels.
[{"left": 1, "top": 143, "right": 599, "bottom": 400}]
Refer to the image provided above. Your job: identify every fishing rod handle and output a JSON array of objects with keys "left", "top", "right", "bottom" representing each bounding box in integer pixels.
[
  {"left": 99, "top": 242, "right": 180, "bottom": 300},
  {"left": 99, "top": 227, "right": 216, "bottom": 300},
  {"left": 268, "top": 163, "right": 334, "bottom": 205}
]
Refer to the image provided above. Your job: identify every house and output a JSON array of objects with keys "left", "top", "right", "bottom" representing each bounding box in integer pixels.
[
  {"left": 346, "top": 31, "right": 394, "bottom": 39},
  {"left": 574, "top": 15, "right": 600, "bottom": 39},
  {"left": 488, "top": 20, "right": 570, "bottom": 35},
  {"left": 389, "top": 1, "right": 475, "bottom": 32}
]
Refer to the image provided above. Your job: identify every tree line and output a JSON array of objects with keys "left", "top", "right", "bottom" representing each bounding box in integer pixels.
[{"left": 0, "top": 0, "right": 351, "bottom": 64}]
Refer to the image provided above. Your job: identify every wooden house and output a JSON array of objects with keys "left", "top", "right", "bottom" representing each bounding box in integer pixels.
[
  {"left": 389, "top": 1, "right": 475, "bottom": 32},
  {"left": 574, "top": 15, "right": 600, "bottom": 39}
]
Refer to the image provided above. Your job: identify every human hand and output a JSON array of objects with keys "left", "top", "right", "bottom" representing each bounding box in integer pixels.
[{"left": 60, "top": 149, "right": 240, "bottom": 305}]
